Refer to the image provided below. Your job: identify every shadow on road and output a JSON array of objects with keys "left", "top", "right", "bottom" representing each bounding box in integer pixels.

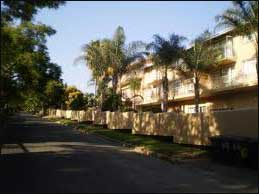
[{"left": 0, "top": 112, "right": 257, "bottom": 193}]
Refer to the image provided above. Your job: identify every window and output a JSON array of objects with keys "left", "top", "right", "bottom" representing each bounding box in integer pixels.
[
  {"left": 242, "top": 59, "right": 256, "bottom": 75},
  {"left": 184, "top": 104, "right": 207, "bottom": 113},
  {"left": 185, "top": 106, "right": 195, "bottom": 114}
]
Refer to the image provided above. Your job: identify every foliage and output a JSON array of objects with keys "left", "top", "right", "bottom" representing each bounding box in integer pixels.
[
  {"left": 44, "top": 80, "right": 65, "bottom": 108},
  {"left": 146, "top": 34, "right": 186, "bottom": 112},
  {"left": 215, "top": 1, "right": 258, "bottom": 40},
  {"left": 64, "top": 86, "right": 85, "bottom": 110},
  {"left": 77, "top": 26, "right": 146, "bottom": 110},
  {"left": 128, "top": 77, "right": 142, "bottom": 111},
  {"left": 1, "top": 1, "right": 65, "bottom": 114},
  {"left": 178, "top": 30, "right": 220, "bottom": 113},
  {"left": 101, "top": 88, "right": 122, "bottom": 111},
  {"left": 22, "top": 93, "right": 43, "bottom": 113},
  {"left": 129, "top": 77, "right": 141, "bottom": 92},
  {"left": 83, "top": 93, "right": 97, "bottom": 108},
  {"left": 215, "top": 0, "right": 258, "bottom": 78},
  {"left": 1, "top": 0, "right": 65, "bottom": 22}
]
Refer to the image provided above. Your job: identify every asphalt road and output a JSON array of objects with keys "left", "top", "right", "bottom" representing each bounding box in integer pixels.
[{"left": 0, "top": 112, "right": 257, "bottom": 193}]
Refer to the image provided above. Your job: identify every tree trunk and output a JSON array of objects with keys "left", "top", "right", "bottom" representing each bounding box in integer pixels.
[
  {"left": 161, "top": 66, "right": 168, "bottom": 112},
  {"left": 95, "top": 79, "right": 97, "bottom": 96},
  {"left": 255, "top": 48, "right": 258, "bottom": 82},
  {"left": 112, "top": 75, "right": 118, "bottom": 94},
  {"left": 133, "top": 89, "right": 136, "bottom": 111},
  {"left": 112, "top": 75, "right": 118, "bottom": 111},
  {"left": 194, "top": 71, "right": 200, "bottom": 113}
]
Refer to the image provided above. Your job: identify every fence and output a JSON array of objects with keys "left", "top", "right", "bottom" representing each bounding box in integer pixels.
[
  {"left": 107, "top": 111, "right": 135, "bottom": 130},
  {"left": 46, "top": 108, "right": 258, "bottom": 146}
]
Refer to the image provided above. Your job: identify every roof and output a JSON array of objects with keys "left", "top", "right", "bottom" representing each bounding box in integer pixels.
[
  {"left": 209, "top": 27, "right": 235, "bottom": 40},
  {"left": 186, "top": 27, "right": 235, "bottom": 49}
]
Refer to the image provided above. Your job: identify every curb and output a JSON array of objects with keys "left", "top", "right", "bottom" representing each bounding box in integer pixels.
[
  {"left": 77, "top": 127, "right": 134, "bottom": 147},
  {"left": 51, "top": 119, "right": 202, "bottom": 166}
]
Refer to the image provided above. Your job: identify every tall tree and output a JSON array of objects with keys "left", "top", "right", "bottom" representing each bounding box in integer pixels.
[
  {"left": 1, "top": 0, "right": 65, "bottom": 22},
  {"left": 128, "top": 77, "right": 142, "bottom": 111},
  {"left": 110, "top": 26, "right": 126, "bottom": 94},
  {"left": 77, "top": 27, "right": 147, "bottom": 111},
  {"left": 147, "top": 34, "right": 186, "bottom": 112},
  {"left": 1, "top": 0, "right": 65, "bottom": 113},
  {"left": 178, "top": 31, "right": 219, "bottom": 113},
  {"left": 64, "top": 86, "right": 85, "bottom": 110},
  {"left": 215, "top": 1, "right": 258, "bottom": 79},
  {"left": 44, "top": 80, "right": 65, "bottom": 109}
]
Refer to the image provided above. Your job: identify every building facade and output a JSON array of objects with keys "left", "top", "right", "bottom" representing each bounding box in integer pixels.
[{"left": 119, "top": 28, "right": 258, "bottom": 113}]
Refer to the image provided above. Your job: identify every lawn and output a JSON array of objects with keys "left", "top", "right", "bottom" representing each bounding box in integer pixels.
[{"left": 49, "top": 118, "right": 208, "bottom": 161}]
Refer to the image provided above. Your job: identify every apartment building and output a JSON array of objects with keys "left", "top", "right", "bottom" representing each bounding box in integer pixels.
[{"left": 119, "top": 28, "right": 258, "bottom": 113}]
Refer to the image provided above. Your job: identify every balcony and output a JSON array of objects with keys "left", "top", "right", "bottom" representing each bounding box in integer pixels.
[
  {"left": 215, "top": 37, "right": 236, "bottom": 66},
  {"left": 210, "top": 71, "right": 258, "bottom": 92},
  {"left": 169, "top": 78, "right": 195, "bottom": 99},
  {"left": 142, "top": 87, "right": 161, "bottom": 104},
  {"left": 120, "top": 71, "right": 142, "bottom": 86}
]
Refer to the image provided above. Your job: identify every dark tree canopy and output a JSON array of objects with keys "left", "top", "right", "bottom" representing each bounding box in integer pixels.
[{"left": 1, "top": 0, "right": 66, "bottom": 22}]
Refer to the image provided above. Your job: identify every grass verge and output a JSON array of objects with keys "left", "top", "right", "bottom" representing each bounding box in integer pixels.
[{"left": 52, "top": 119, "right": 209, "bottom": 161}]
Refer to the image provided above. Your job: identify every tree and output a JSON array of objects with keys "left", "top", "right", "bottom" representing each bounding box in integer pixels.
[
  {"left": 128, "top": 77, "right": 142, "bottom": 111},
  {"left": 147, "top": 34, "right": 186, "bottom": 112},
  {"left": 1, "top": 1, "right": 65, "bottom": 114},
  {"left": 110, "top": 26, "right": 126, "bottom": 94},
  {"left": 178, "top": 31, "right": 220, "bottom": 113},
  {"left": 78, "top": 40, "right": 108, "bottom": 109},
  {"left": 44, "top": 80, "right": 65, "bottom": 109},
  {"left": 76, "top": 27, "right": 147, "bottom": 111},
  {"left": 215, "top": 1, "right": 258, "bottom": 79},
  {"left": 1, "top": 0, "right": 65, "bottom": 22},
  {"left": 1, "top": 22, "right": 60, "bottom": 109},
  {"left": 83, "top": 93, "right": 97, "bottom": 108},
  {"left": 22, "top": 93, "right": 42, "bottom": 113},
  {"left": 64, "top": 86, "right": 85, "bottom": 110},
  {"left": 101, "top": 88, "right": 122, "bottom": 112}
]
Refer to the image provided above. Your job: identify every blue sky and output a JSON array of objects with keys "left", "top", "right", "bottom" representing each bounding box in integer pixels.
[{"left": 34, "top": 1, "right": 232, "bottom": 94}]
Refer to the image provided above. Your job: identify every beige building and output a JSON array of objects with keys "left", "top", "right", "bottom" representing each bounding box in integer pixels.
[{"left": 119, "top": 28, "right": 258, "bottom": 113}]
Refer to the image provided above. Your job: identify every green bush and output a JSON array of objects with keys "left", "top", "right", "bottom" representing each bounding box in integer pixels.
[{"left": 102, "top": 89, "right": 121, "bottom": 111}]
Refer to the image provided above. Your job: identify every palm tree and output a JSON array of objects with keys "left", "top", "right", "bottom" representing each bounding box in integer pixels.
[
  {"left": 110, "top": 26, "right": 126, "bottom": 94},
  {"left": 178, "top": 31, "right": 219, "bottom": 113},
  {"left": 147, "top": 34, "right": 186, "bottom": 112},
  {"left": 75, "top": 26, "right": 147, "bottom": 111},
  {"left": 128, "top": 76, "right": 142, "bottom": 111},
  {"left": 79, "top": 40, "right": 108, "bottom": 109},
  {"left": 215, "top": 1, "right": 258, "bottom": 79}
]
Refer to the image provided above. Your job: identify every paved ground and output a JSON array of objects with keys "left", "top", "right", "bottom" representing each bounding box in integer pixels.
[{"left": 0, "top": 112, "right": 257, "bottom": 193}]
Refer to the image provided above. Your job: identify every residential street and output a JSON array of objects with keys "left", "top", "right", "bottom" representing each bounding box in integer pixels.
[{"left": 0, "top": 112, "right": 257, "bottom": 193}]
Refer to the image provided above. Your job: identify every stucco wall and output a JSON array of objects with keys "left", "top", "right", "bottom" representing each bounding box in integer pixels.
[
  {"left": 71, "top": 111, "right": 80, "bottom": 121},
  {"left": 48, "top": 109, "right": 56, "bottom": 117},
  {"left": 55, "top": 109, "right": 66, "bottom": 118},
  {"left": 65, "top": 110, "right": 72, "bottom": 119},
  {"left": 107, "top": 112, "right": 135, "bottom": 130},
  {"left": 77, "top": 110, "right": 93, "bottom": 122},
  {"left": 49, "top": 108, "right": 258, "bottom": 146},
  {"left": 93, "top": 111, "right": 109, "bottom": 125},
  {"left": 133, "top": 108, "right": 258, "bottom": 145}
]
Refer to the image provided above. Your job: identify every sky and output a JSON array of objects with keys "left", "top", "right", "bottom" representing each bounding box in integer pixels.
[{"left": 34, "top": 1, "right": 232, "bottom": 94}]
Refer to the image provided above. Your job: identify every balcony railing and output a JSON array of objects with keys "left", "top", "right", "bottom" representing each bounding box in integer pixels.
[
  {"left": 211, "top": 71, "right": 257, "bottom": 90},
  {"left": 215, "top": 38, "right": 236, "bottom": 65},
  {"left": 175, "top": 86, "right": 194, "bottom": 97},
  {"left": 169, "top": 78, "right": 194, "bottom": 99},
  {"left": 142, "top": 87, "right": 161, "bottom": 104}
]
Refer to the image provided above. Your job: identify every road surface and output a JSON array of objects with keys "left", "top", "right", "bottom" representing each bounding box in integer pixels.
[{"left": 0, "top": 112, "right": 257, "bottom": 193}]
